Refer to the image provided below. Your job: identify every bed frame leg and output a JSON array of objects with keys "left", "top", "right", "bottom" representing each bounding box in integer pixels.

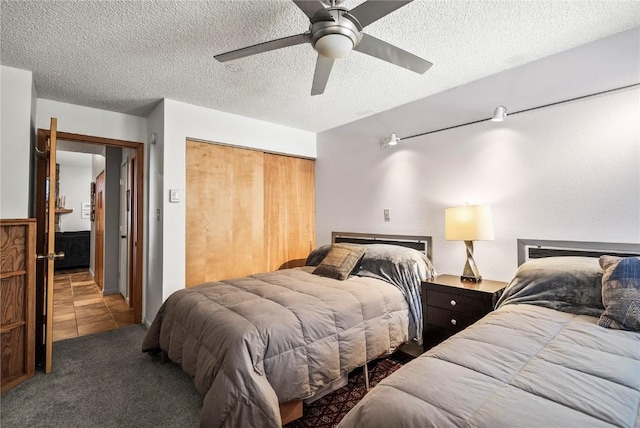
[
  {"left": 160, "top": 350, "right": 167, "bottom": 365},
  {"left": 364, "top": 362, "right": 370, "bottom": 391}
]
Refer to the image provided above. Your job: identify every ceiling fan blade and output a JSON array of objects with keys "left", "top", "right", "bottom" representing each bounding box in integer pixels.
[
  {"left": 293, "top": 0, "right": 334, "bottom": 22},
  {"left": 311, "top": 55, "right": 334, "bottom": 95},
  {"left": 215, "top": 33, "right": 310, "bottom": 62},
  {"left": 347, "top": 0, "right": 412, "bottom": 28},
  {"left": 355, "top": 33, "right": 432, "bottom": 74}
]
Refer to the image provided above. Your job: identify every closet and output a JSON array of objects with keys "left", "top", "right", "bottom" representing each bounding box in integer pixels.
[{"left": 185, "top": 140, "right": 315, "bottom": 287}]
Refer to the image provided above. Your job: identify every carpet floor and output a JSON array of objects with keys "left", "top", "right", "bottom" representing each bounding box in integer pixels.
[
  {"left": 1, "top": 325, "right": 202, "bottom": 428},
  {"left": 1, "top": 325, "right": 412, "bottom": 427}
]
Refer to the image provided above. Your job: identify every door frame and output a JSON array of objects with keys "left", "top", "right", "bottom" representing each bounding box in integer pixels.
[
  {"left": 36, "top": 129, "right": 144, "bottom": 332},
  {"left": 94, "top": 170, "right": 106, "bottom": 291},
  {"left": 127, "top": 152, "right": 138, "bottom": 307}
]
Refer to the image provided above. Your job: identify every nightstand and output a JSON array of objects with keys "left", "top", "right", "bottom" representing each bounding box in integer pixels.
[{"left": 422, "top": 274, "right": 508, "bottom": 350}]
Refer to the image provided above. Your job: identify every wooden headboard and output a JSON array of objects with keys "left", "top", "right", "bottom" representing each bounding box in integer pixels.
[
  {"left": 332, "top": 232, "right": 433, "bottom": 261},
  {"left": 517, "top": 239, "right": 640, "bottom": 266}
]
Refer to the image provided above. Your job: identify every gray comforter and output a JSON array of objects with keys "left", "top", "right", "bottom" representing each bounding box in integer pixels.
[
  {"left": 338, "top": 303, "right": 640, "bottom": 428},
  {"left": 142, "top": 267, "right": 409, "bottom": 428}
]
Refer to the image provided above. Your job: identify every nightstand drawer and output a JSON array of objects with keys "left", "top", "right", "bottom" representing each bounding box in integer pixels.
[
  {"left": 427, "top": 307, "right": 479, "bottom": 332},
  {"left": 427, "top": 290, "right": 489, "bottom": 316},
  {"left": 421, "top": 275, "right": 509, "bottom": 351}
]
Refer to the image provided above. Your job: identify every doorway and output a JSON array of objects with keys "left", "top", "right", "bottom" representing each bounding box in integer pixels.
[{"left": 35, "top": 128, "right": 144, "bottom": 368}]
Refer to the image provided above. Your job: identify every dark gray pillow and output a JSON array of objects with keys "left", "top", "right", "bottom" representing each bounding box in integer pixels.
[
  {"left": 496, "top": 256, "right": 604, "bottom": 316},
  {"left": 312, "top": 244, "right": 366, "bottom": 280},
  {"left": 598, "top": 256, "right": 640, "bottom": 331},
  {"left": 305, "top": 244, "right": 332, "bottom": 266},
  {"left": 353, "top": 244, "right": 436, "bottom": 282}
]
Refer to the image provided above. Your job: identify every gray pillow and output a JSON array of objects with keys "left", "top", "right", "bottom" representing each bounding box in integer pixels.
[
  {"left": 496, "top": 256, "right": 604, "bottom": 316},
  {"left": 598, "top": 256, "right": 640, "bottom": 331},
  {"left": 312, "top": 244, "right": 366, "bottom": 280},
  {"left": 353, "top": 244, "right": 436, "bottom": 282},
  {"left": 305, "top": 244, "right": 332, "bottom": 266}
]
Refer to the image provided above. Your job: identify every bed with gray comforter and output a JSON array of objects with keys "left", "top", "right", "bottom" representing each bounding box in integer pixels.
[
  {"left": 338, "top": 255, "right": 640, "bottom": 428},
  {"left": 143, "top": 244, "right": 435, "bottom": 428}
]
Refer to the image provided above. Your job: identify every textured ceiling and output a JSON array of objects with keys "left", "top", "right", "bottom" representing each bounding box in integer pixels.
[{"left": 1, "top": 1, "right": 639, "bottom": 132}]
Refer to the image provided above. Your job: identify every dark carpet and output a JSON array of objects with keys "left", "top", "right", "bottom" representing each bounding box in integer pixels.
[
  {"left": 1, "top": 325, "right": 412, "bottom": 427},
  {"left": 1, "top": 325, "right": 202, "bottom": 428}
]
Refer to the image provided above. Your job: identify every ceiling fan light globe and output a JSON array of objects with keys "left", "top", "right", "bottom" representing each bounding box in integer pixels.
[{"left": 314, "top": 34, "right": 353, "bottom": 59}]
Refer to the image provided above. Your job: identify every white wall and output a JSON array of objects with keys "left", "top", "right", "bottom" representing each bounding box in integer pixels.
[
  {"left": 316, "top": 88, "right": 640, "bottom": 282},
  {"left": 143, "top": 99, "right": 317, "bottom": 323},
  {"left": 58, "top": 162, "right": 92, "bottom": 231},
  {"left": 1, "top": 66, "right": 34, "bottom": 218},
  {"left": 145, "top": 102, "right": 164, "bottom": 325},
  {"left": 37, "top": 99, "right": 147, "bottom": 143},
  {"left": 103, "top": 146, "right": 122, "bottom": 295}
]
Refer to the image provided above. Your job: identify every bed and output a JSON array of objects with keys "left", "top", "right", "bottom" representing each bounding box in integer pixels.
[
  {"left": 337, "top": 239, "right": 640, "bottom": 428},
  {"left": 142, "top": 232, "right": 435, "bottom": 428}
]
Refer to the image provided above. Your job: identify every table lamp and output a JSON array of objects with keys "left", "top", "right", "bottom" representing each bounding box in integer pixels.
[{"left": 445, "top": 204, "right": 494, "bottom": 282}]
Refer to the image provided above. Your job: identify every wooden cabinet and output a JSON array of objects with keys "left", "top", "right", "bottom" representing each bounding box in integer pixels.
[
  {"left": 55, "top": 231, "right": 90, "bottom": 271},
  {"left": 1, "top": 219, "right": 36, "bottom": 392},
  {"left": 422, "top": 274, "right": 507, "bottom": 351}
]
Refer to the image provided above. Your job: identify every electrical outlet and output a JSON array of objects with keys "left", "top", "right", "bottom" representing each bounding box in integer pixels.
[{"left": 384, "top": 209, "right": 390, "bottom": 221}]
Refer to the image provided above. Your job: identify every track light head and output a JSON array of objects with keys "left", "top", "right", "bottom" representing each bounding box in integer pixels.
[{"left": 491, "top": 106, "right": 507, "bottom": 122}]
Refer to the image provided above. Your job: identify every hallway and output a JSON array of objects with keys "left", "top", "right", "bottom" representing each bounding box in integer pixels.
[{"left": 52, "top": 269, "right": 134, "bottom": 341}]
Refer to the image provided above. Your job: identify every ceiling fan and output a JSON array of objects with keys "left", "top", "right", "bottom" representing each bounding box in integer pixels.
[{"left": 214, "top": 0, "right": 433, "bottom": 95}]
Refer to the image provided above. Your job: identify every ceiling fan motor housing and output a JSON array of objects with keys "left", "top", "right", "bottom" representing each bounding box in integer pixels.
[{"left": 310, "top": 8, "right": 363, "bottom": 59}]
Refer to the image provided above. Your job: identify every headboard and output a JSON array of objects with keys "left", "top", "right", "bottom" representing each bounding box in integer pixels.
[
  {"left": 517, "top": 239, "right": 640, "bottom": 266},
  {"left": 332, "top": 232, "right": 433, "bottom": 261}
]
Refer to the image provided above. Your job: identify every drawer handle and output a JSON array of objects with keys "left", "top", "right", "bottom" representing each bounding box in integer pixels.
[
  {"left": 450, "top": 299, "right": 457, "bottom": 307},
  {"left": 450, "top": 319, "right": 457, "bottom": 326}
]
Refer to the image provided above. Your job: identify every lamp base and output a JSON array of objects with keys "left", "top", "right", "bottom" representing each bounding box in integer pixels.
[{"left": 460, "top": 240, "right": 483, "bottom": 283}]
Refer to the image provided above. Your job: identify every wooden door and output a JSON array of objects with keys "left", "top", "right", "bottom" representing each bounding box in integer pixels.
[
  {"left": 34, "top": 117, "right": 58, "bottom": 373},
  {"left": 264, "top": 154, "right": 316, "bottom": 271},
  {"left": 94, "top": 171, "right": 105, "bottom": 291},
  {"left": 185, "top": 141, "right": 265, "bottom": 287},
  {"left": 185, "top": 141, "right": 316, "bottom": 286}
]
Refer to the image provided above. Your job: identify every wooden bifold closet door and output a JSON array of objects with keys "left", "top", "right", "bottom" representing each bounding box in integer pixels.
[{"left": 185, "top": 141, "right": 315, "bottom": 287}]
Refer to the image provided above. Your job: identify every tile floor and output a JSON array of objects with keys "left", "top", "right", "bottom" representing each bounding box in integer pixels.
[{"left": 52, "top": 269, "right": 134, "bottom": 341}]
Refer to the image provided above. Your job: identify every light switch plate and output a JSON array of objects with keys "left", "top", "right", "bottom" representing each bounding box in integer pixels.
[{"left": 169, "top": 189, "right": 180, "bottom": 203}]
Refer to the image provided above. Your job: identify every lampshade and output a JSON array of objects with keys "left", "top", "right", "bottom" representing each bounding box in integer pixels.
[
  {"left": 315, "top": 34, "right": 354, "bottom": 59},
  {"left": 388, "top": 133, "right": 399, "bottom": 146},
  {"left": 445, "top": 205, "right": 494, "bottom": 241},
  {"left": 491, "top": 106, "right": 507, "bottom": 122}
]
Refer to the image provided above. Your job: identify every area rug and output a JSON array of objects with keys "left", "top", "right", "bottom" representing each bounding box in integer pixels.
[{"left": 285, "top": 352, "right": 414, "bottom": 428}]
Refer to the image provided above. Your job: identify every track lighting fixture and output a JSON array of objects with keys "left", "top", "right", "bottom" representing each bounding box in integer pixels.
[{"left": 491, "top": 106, "right": 507, "bottom": 122}]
